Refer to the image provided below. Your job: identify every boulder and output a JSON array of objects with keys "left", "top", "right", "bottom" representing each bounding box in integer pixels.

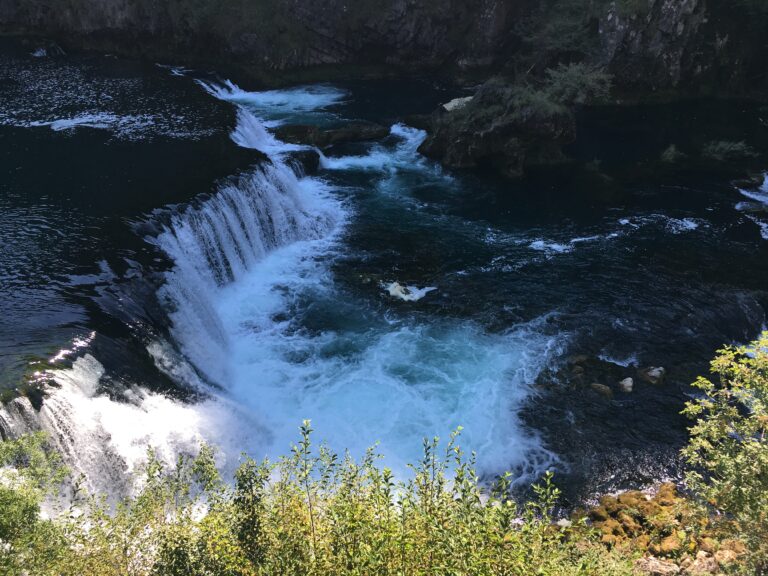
[
  {"left": 654, "top": 533, "right": 682, "bottom": 556},
  {"left": 442, "top": 96, "right": 473, "bottom": 112},
  {"left": 419, "top": 77, "right": 576, "bottom": 179},
  {"left": 685, "top": 551, "right": 718, "bottom": 574},
  {"left": 275, "top": 122, "right": 390, "bottom": 148},
  {"left": 619, "top": 377, "right": 634, "bottom": 393},
  {"left": 590, "top": 383, "right": 614, "bottom": 399},
  {"left": 634, "top": 556, "right": 681, "bottom": 575},
  {"left": 287, "top": 149, "right": 321, "bottom": 175},
  {"left": 639, "top": 367, "right": 666, "bottom": 385}
]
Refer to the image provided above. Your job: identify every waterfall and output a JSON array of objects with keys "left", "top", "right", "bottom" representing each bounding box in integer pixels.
[
  {"left": 151, "top": 111, "right": 341, "bottom": 385},
  {"left": 0, "top": 79, "right": 559, "bottom": 497}
]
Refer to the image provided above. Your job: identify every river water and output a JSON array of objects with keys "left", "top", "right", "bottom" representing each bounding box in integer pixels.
[{"left": 1, "top": 42, "right": 767, "bottom": 500}]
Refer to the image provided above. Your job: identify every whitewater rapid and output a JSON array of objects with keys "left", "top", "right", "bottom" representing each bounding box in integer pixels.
[{"left": 1, "top": 78, "right": 561, "bottom": 494}]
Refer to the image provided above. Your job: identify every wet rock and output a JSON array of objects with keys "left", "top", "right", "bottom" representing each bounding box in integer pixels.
[
  {"left": 275, "top": 122, "right": 390, "bottom": 148},
  {"left": 419, "top": 77, "right": 576, "bottom": 179},
  {"left": 590, "top": 383, "right": 614, "bottom": 399},
  {"left": 697, "top": 537, "right": 717, "bottom": 554},
  {"left": 655, "top": 483, "right": 678, "bottom": 506},
  {"left": 287, "top": 149, "right": 321, "bottom": 175},
  {"left": 619, "top": 377, "right": 634, "bottom": 393},
  {"left": 589, "top": 506, "right": 611, "bottom": 522},
  {"left": 639, "top": 367, "right": 667, "bottom": 386},
  {"left": 443, "top": 96, "right": 473, "bottom": 112},
  {"left": 658, "top": 533, "right": 683, "bottom": 556},
  {"left": 685, "top": 551, "right": 718, "bottom": 574},
  {"left": 635, "top": 556, "right": 681, "bottom": 575},
  {"left": 714, "top": 539, "right": 746, "bottom": 567}
]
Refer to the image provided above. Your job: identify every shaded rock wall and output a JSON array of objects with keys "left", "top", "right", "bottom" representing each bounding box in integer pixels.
[
  {"left": 600, "top": 0, "right": 768, "bottom": 96},
  {"left": 0, "top": 0, "right": 525, "bottom": 76}
]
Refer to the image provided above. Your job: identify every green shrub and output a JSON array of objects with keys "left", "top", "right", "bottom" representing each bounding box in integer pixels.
[
  {"left": 682, "top": 332, "right": 768, "bottom": 572},
  {"left": 0, "top": 424, "right": 637, "bottom": 575},
  {"left": 701, "top": 140, "right": 758, "bottom": 162},
  {"left": 0, "top": 432, "right": 68, "bottom": 576},
  {"left": 543, "top": 63, "right": 612, "bottom": 105}
]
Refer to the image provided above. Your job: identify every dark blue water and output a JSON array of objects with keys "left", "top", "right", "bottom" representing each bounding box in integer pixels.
[{"left": 1, "top": 41, "right": 767, "bottom": 499}]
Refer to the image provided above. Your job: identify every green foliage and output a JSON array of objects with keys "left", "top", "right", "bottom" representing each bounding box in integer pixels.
[
  {"left": 701, "top": 140, "right": 758, "bottom": 162},
  {"left": 543, "top": 63, "right": 612, "bottom": 105},
  {"left": 519, "top": 0, "right": 602, "bottom": 62},
  {"left": 0, "top": 432, "right": 68, "bottom": 576},
  {"left": 660, "top": 144, "right": 686, "bottom": 164},
  {"left": 509, "top": 63, "right": 612, "bottom": 121},
  {"left": 682, "top": 332, "right": 768, "bottom": 572},
  {"left": 0, "top": 426, "right": 636, "bottom": 576},
  {"left": 615, "top": 0, "right": 650, "bottom": 17}
]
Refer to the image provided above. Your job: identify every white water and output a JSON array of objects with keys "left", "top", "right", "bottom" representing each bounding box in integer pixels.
[
  {"left": 3, "top": 80, "right": 561, "bottom": 492},
  {"left": 737, "top": 175, "right": 768, "bottom": 239},
  {"left": 197, "top": 80, "right": 346, "bottom": 123},
  {"left": 318, "top": 124, "right": 430, "bottom": 172}
]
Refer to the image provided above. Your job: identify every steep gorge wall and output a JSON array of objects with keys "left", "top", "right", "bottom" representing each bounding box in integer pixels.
[
  {"left": 600, "top": 0, "right": 768, "bottom": 96},
  {"left": 0, "top": 0, "right": 527, "bottom": 75},
  {"left": 1, "top": 0, "right": 765, "bottom": 92}
]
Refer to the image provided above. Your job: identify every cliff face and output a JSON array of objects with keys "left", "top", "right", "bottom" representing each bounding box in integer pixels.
[
  {"left": 1, "top": 0, "right": 765, "bottom": 92},
  {"left": 0, "top": 0, "right": 526, "bottom": 74},
  {"left": 3, "top": 0, "right": 767, "bottom": 178},
  {"left": 600, "top": 0, "right": 768, "bottom": 96},
  {"left": 419, "top": 0, "right": 768, "bottom": 176}
]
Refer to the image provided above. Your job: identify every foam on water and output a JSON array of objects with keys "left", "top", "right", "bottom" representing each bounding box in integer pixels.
[
  {"left": 153, "top": 81, "right": 560, "bottom": 479},
  {"left": 665, "top": 217, "right": 701, "bottom": 234},
  {"left": 197, "top": 80, "right": 346, "bottom": 122},
  {"left": 0, "top": 54, "right": 219, "bottom": 141},
  {"left": 2, "top": 79, "right": 561, "bottom": 492},
  {"left": 319, "top": 124, "right": 430, "bottom": 172},
  {"left": 1, "top": 353, "right": 266, "bottom": 496},
  {"left": 737, "top": 175, "right": 768, "bottom": 239},
  {"left": 529, "top": 240, "right": 573, "bottom": 255}
]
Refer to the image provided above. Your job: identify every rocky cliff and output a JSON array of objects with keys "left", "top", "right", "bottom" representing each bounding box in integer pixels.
[
  {"left": 3, "top": 0, "right": 767, "bottom": 177},
  {"left": 600, "top": 0, "right": 768, "bottom": 96},
  {"left": 0, "top": 0, "right": 527, "bottom": 78},
  {"left": 420, "top": 0, "right": 768, "bottom": 176}
]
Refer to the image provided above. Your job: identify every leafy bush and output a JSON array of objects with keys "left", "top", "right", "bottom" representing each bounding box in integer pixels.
[
  {"left": 682, "top": 332, "right": 768, "bottom": 572},
  {"left": 701, "top": 140, "right": 758, "bottom": 162},
  {"left": 543, "top": 63, "right": 612, "bottom": 105},
  {"left": 0, "top": 424, "right": 637, "bottom": 576},
  {"left": 508, "top": 63, "right": 612, "bottom": 122},
  {"left": 0, "top": 432, "right": 67, "bottom": 576}
]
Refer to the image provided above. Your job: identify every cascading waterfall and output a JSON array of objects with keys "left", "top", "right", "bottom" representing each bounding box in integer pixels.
[
  {"left": 1, "top": 78, "right": 560, "bottom": 496},
  {"left": 152, "top": 155, "right": 340, "bottom": 385}
]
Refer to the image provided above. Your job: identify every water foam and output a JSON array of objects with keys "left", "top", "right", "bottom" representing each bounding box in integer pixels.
[
  {"left": 5, "top": 79, "right": 560, "bottom": 492},
  {"left": 197, "top": 80, "right": 346, "bottom": 122},
  {"left": 150, "top": 81, "right": 559, "bottom": 479},
  {"left": 318, "top": 124, "right": 429, "bottom": 172},
  {"left": 737, "top": 175, "right": 768, "bottom": 239}
]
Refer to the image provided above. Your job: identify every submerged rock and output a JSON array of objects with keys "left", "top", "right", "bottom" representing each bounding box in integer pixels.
[
  {"left": 590, "top": 382, "right": 613, "bottom": 399},
  {"left": 287, "top": 149, "right": 321, "bottom": 175},
  {"left": 275, "top": 122, "right": 390, "bottom": 148},
  {"left": 384, "top": 282, "right": 436, "bottom": 302}
]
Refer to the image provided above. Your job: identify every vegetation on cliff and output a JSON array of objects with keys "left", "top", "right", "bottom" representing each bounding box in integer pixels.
[{"left": 1, "top": 333, "right": 767, "bottom": 575}]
